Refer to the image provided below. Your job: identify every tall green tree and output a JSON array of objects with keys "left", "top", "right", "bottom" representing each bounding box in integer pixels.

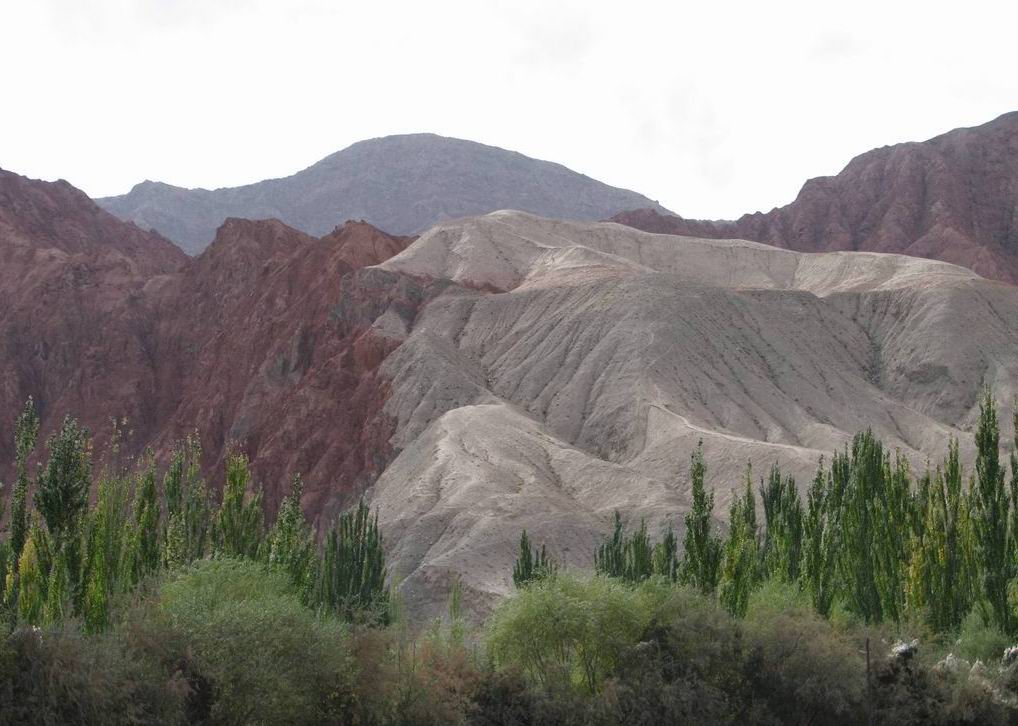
[
  {"left": 759, "top": 463, "right": 804, "bottom": 583},
  {"left": 16, "top": 524, "right": 49, "bottom": 624},
  {"left": 719, "top": 469, "right": 758, "bottom": 617},
  {"left": 802, "top": 456, "right": 843, "bottom": 618},
  {"left": 905, "top": 442, "right": 974, "bottom": 631},
  {"left": 310, "top": 500, "right": 389, "bottom": 623},
  {"left": 82, "top": 474, "right": 132, "bottom": 632},
  {"left": 124, "top": 461, "right": 161, "bottom": 585},
  {"left": 595, "top": 512, "right": 626, "bottom": 580},
  {"left": 680, "top": 442, "right": 722, "bottom": 594},
  {"left": 970, "top": 387, "right": 1011, "bottom": 632},
  {"left": 9, "top": 398, "right": 40, "bottom": 568},
  {"left": 6, "top": 399, "right": 40, "bottom": 625},
  {"left": 34, "top": 416, "right": 91, "bottom": 543},
  {"left": 162, "top": 436, "right": 211, "bottom": 568},
  {"left": 596, "top": 514, "right": 675, "bottom": 584},
  {"left": 652, "top": 526, "right": 679, "bottom": 582},
  {"left": 513, "top": 529, "right": 557, "bottom": 588},
  {"left": 874, "top": 449, "right": 913, "bottom": 622},
  {"left": 623, "top": 519, "right": 654, "bottom": 584},
  {"left": 34, "top": 416, "right": 91, "bottom": 615},
  {"left": 215, "top": 454, "right": 265, "bottom": 560},
  {"left": 839, "top": 430, "right": 885, "bottom": 623},
  {"left": 268, "top": 474, "right": 315, "bottom": 595}
]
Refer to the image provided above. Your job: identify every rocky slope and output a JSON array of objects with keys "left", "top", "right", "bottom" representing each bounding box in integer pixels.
[
  {"left": 613, "top": 111, "right": 1018, "bottom": 283},
  {"left": 0, "top": 168, "right": 186, "bottom": 471},
  {"left": 0, "top": 169, "right": 421, "bottom": 519},
  {"left": 96, "top": 134, "right": 669, "bottom": 254},
  {"left": 366, "top": 212, "right": 1018, "bottom": 620}
]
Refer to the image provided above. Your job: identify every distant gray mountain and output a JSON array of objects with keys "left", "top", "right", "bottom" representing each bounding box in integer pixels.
[{"left": 96, "top": 133, "right": 670, "bottom": 254}]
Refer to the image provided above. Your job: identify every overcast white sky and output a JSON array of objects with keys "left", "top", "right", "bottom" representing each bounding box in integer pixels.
[{"left": 1, "top": 0, "right": 1016, "bottom": 219}]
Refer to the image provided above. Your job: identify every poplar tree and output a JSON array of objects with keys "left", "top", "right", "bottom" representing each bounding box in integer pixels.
[
  {"left": 1010, "top": 402, "right": 1018, "bottom": 576},
  {"left": 215, "top": 454, "right": 265, "bottom": 560},
  {"left": 9, "top": 398, "right": 40, "bottom": 568},
  {"left": 759, "top": 463, "right": 803, "bottom": 583},
  {"left": 596, "top": 514, "right": 673, "bottom": 584},
  {"left": 624, "top": 519, "right": 654, "bottom": 583},
  {"left": 802, "top": 456, "right": 840, "bottom": 617},
  {"left": 16, "top": 524, "right": 49, "bottom": 624},
  {"left": 162, "top": 437, "right": 210, "bottom": 568},
  {"left": 874, "top": 450, "right": 912, "bottom": 622},
  {"left": 720, "top": 471, "right": 758, "bottom": 617},
  {"left": 34, "top": 416, "right": 91, "bottom": 615},
  {"left": 35, "top": 417, "right": 91, "bottom": 542},
  {"left": 680, "top": 442, "right": 722, "bottom": 594},
  {"left": 839, "top": 430, "right": 885, "bottom": 623},
  {"left": 6, "top": 400, "right": 39, "bottom": 625},
  {"left": 125, "top": 462, "right": 161, "bottom": 582},
  {"left": 310, "top": 500, "right": 389, "bottom": 623},
  {"left": 652, "top": 526, "right": 679, "bottom": 582},
  {"left": 970, "top": 387, "right": 1011, "bottom": 632},
  {"left": 82, "top": 475, "right": 131, "bottom": 632},
  {"left": 513, "top": 529, "right": 557, "bottom": 588},
  {"left": 905, "top": 442, "right": 973, "bottom": 630},
  {"left": 268, "top": 474, "right": 315, "bottom": 595},
  {"left": 595, "top": 512, "right": 626, "bottom": 580}
]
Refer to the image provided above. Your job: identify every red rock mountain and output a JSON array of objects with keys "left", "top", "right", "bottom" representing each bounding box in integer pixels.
[
  {"left": 0, "top": 169, "right": 185, "bottom": 476},
  {"left": 613, "top": 111, "right": 1018, "bottom": 283},
  {"left": 0, "top": 169, "right": 420, "bottom": 521}
]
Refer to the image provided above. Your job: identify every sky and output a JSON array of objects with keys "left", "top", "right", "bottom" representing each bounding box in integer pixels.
[{"left": 1, "top": 0, "right": 1016, "bottom": 219}]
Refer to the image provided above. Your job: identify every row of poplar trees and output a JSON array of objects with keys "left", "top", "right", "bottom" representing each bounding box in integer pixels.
[
  {"left": 0, "top": 400, "right": 390, "bottom": 633},
  {"left": 516, "top": 387, "right": 1018, "bottom": 635}
]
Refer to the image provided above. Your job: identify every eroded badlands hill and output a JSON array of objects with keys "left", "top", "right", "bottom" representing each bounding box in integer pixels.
[
  {"left": 614, "top": 111, "right": 1018, "bottom": 284},
  {"left": 364, "top": 212, "right": 1018, "bottom": 619}
]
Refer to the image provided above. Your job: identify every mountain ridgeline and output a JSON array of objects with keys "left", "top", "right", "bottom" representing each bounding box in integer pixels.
[
  {"left": 614, "top": 111, "right": 1018, "bottom": 284},
  {"left": 96, "top": 133, "right": 671, "bottom": 254}
]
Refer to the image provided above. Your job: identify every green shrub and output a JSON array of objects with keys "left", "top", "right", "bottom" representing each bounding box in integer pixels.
[
  {"left": 742, "top": 580, "right": 866, "bottom": 724},
  {"left": 486, "top": 574, "right": 670, "bottom": 694},
  {"left": 157, "top": 558, "right": 356, "bottom": 725},
  {"left": 0, "top": 624, "right": 186, "bottom": 726},
  {"left": 955, "top": 609, "right": 1011, "bottom": 664}
]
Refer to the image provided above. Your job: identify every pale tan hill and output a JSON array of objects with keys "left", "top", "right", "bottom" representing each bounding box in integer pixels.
[{"left": 366, "top": 211, "right": 1018, "bottom": 621}]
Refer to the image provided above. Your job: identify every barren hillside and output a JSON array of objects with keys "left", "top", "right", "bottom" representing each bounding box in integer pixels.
[{"left": 366, "top": 212, "right": 1018, "bottom": 619}]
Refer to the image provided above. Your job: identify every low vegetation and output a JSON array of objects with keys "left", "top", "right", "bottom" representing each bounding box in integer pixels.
[{"left": 4, "top": 387, "right": 1018, "bottom": 723}]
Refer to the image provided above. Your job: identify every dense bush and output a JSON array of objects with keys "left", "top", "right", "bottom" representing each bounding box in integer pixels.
[
  {"left": 0, "top": 622, "right": 187, "bottom": 726},
  {"left": 157, "top": 558, "right": 357, "bottom": 725},
  {"left": 486, "top": 574, "right": 671, "bottom": 694}
]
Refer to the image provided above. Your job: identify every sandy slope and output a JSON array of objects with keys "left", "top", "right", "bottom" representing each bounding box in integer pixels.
[{"left": 365, "top": 211, "right": 1018, "bottom": 621}]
